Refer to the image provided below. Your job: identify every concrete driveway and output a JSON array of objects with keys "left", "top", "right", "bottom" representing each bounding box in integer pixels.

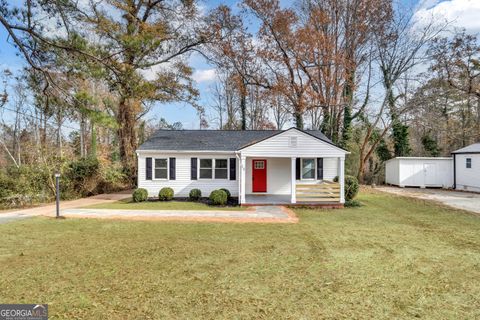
[{"left": 377, "top": 186, "right": 480, "bottom": 214}]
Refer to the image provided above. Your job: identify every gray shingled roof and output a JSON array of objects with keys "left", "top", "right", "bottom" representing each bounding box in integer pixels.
[
  {"left": 452, "top": 143, "right": 480, "bottom": 154},
  {"left": 137, "top": 128, "right": 334, "bottom": 151}
]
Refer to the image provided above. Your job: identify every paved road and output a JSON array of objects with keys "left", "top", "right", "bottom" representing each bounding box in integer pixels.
[{"left": 377, "top": 186, "right": 480, "bottom": 214}]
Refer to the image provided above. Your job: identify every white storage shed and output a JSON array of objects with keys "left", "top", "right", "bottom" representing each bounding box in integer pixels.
[
  {"left": 385, "top": 157, "right": 453, "bottom": 188},
  {"left": 452, "top": 143, "right": 480, "bottom": 192}
]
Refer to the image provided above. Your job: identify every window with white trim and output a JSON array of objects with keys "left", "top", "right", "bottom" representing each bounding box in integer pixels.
[
  {"left": 199, "top": 159, "right": 213, "bottom": 179},
  {"left": 466, "top": 158, "right": 472, "bottom": 169},
  {"left": 154, "top": 158, "right": 168, "bottom": 179},
  {"left": 302, "top": 158, "right": 315, "bottom": 179},
  {"left": 215, "top": 159, "right": 228, "bottom": 179}
]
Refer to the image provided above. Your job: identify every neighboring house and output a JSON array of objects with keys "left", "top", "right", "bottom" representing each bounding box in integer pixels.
[
  {"left": 136, "top": 127, "right": 349, "bottom": 205},
  {"left": 452, "top": 143, "right": 480, "bottom": 192},
  {"left": 385, "top": 157, "right": 453, "bottom": 188}
]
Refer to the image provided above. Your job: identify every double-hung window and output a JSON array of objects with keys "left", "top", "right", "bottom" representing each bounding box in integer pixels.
[
  {"left": 302, "top": 158, "right": 315, "bottom": 179},
  {"left": 215, "top": 159, "right": 228, "bottom": 179},
  {"left": 466, "top": 158, "right": 472, "bottom": 169},
  {"left": 199, "top": 159, "right": 213, "bottom": 179},
  {"left": 154, "top": 158, "right": 168, "bottom": 179},
  {"left": 199, "top": 158, "right": 229, "bottom": 179}
]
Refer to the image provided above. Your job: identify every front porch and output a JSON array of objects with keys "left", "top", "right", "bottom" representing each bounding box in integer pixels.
[
  {"left": 243, "top": 181, "right": 343, "bottom": 206},
  {"left": 238, "top": 155, "right": 345, "bottom": 206}
]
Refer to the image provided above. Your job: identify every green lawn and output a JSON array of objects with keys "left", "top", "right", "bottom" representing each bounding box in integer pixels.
[
  {"left": 0, "top": 190, "right": 479, "bottom": 319},
  {"left": 84, "top": 198, "right": 245, "bottom": 211}
]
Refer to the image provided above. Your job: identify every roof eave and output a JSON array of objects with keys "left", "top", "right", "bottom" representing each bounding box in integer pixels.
[
  {"left": 451, "top": 151, "right": 480, "bottom": 154},
  {"left": 136, "top": 149, "right": 236, "bottom": 153}
]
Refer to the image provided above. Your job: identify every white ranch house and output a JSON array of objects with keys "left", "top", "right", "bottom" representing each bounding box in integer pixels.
[{"left": 136, "top": 128, "right": 348, "bottom": 205}]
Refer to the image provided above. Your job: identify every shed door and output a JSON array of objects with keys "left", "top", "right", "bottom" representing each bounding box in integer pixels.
[
  {"left": 423, "top": 163, "right": 437, "bottom": 185},
  {"left": 252, "top": 159, "right": 267, "bottom": 192}
]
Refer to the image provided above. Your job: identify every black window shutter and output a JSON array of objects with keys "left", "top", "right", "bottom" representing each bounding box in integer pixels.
[
  {"left": 296, "top": 158, "right": 301, "bottom": 180},
  {"left": 191, "top": 158, "right": 197, "bottom": 180},
  {"left": 146, "top": 157, "right": 152, "bottom": 180},
  {"left": 317, "top": 158, "right": 324, "bottom": 180},
  {"left": 229, "top": 158, "right": 236, "bottom": 180},
  {"left": 169, "top": 157, "right": 176, "bottom": 180}
]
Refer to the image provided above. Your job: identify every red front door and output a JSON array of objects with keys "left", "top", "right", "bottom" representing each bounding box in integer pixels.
[{"left": 252, "top": 159, "right": 267, "bottom": 192}]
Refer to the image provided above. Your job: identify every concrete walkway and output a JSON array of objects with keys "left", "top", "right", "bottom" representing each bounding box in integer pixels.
[
  {"left": 377, "top": 186, "right": 480, "bottom": 214},
  {"left": 0, "top": 191, "right": 297, "bottom": 223},
  {"left": 0, "top": 212, "right": 31, "bottom": 224},
  {"left": 60, "top": 206, "right": 298, "bottom": 223},
  {"left": 0, "top": 191, "right": 132, "bottom": 224}
]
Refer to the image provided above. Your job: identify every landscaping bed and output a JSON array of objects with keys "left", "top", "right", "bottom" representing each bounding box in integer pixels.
[{"left": 83, "top": 197, "right": 244, "bottom": 211}]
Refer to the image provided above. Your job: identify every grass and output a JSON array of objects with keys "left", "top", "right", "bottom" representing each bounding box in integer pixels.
[
  {"left": 84, "top": 198, "right": 245, "bottom": 211},
  {"left": 0, "top": 189, "right": 479, "bottom": 319}
]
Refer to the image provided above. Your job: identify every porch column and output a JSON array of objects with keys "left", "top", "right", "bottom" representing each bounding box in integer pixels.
[
  {"left": 338, "top": 157, "right": 345, "bottom": 203},
  {"left": 291, "top": 157, "right": 296, "bottom": 204},
  {"left": 240, "top": 156, "right": 246, "bottom": 204}
]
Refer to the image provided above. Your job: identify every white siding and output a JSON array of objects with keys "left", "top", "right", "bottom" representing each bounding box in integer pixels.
[
  {"left": 455, "top": 154, "right": 480, "bottom": 192},
  {"left": 385, "top": 157, "right": 453, "bottom": 188},
  {"left": 137, "top": 152, "right": 238, "bottom": 197},
  {"left": 240, "top": 129, "right": 346, "bottom": 158},
  {"left": 244, "top": 157, "right": 338, "bottom": 195},
  {"left": 246, "top": 157, "right": 291, "bottom": 195},
  {"left": 323, "top": 158, "right": 339, "bottom": 180}
]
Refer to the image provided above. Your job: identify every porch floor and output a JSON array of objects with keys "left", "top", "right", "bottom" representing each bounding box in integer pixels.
[
  {"left": 245, "top": 194, "right": 291, "bottom": 205},
  {"left": 243, "top": 194, "right": 344, "bottom": 207}
]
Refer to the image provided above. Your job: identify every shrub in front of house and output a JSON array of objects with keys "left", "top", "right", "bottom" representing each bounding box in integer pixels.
[
  {"left": 159, "top": 187, "right": 174, "bottom": 201},
  {"left": 189, "top": 188, "right": 202, "bottom": 201},
  {"left": 219, "top": 188, "right": 231, "bottom": 199},
  {"left": 334, "top": 175, "right": 360, "bottom": 201},
  {"left": 209, "top": 189, "right": 228, "bottom": 206},
  {"left": 344, "top": 175, "right": 359, "bottom": 201},
  {"left": 132, "top": 188, "right": 148, "bottom": 202}
]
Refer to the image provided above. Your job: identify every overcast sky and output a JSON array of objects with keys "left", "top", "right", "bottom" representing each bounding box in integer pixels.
[{"left": 1, "top": 0, "right": 479, "bottom": 129}]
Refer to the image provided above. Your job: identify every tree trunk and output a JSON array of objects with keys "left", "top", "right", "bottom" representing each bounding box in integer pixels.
[
  {"left": 13, "top": 111, "right": 20, "bottom": 165},
  {"left": 341, "top": 72, "right": 354, "bottom": 148},
  {"left": 240, "top": 89, "right": 247, "bottom": 130},
  {"left": 57, "top": 122, "right": 62, "bottom": 158},
  {"left": 80, "top": 116, "right": 85, "bottom": 158},
  {"left": 138, "top": 121, "right": 146, "bottom": 145},
  {"left": 117, "top": 97, "right": 138, "bottom": 183},
  {"left": 320, "top": 106, "right": 330, "bottom": 136},
  {"left": 41, "top": 115, "right": 47, "bottom": 149},
  {"left": 383, "top": 78, "right": 411, "bottom": 157},
  {"left": 357, "top": 141, "right": 367, "bottom": 183},
  {"left": 294, "top": 107, "right": 304, "bottom": 130},
  {"left": 90, "top": 122, "right": 97, "bottom": 158}
]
